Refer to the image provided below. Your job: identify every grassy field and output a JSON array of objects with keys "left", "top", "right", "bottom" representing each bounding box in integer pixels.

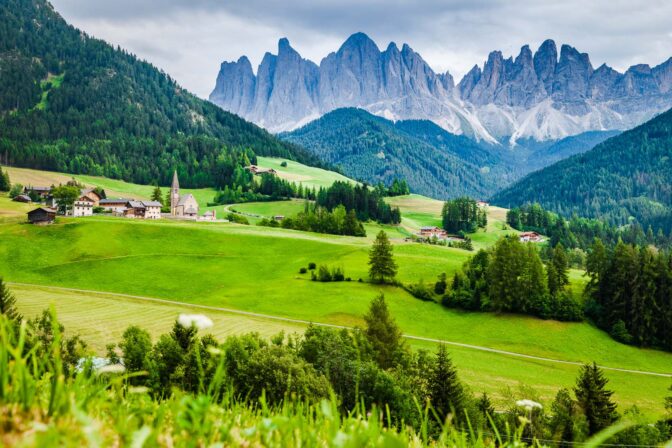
[
  {"left": 256, "top": 156, "right": 357, "bottom": 189},
  {"left": 2, "top": 217, "right": 670, "bottom": 416}
]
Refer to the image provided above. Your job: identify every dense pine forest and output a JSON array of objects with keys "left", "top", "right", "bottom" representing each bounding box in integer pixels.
[
  {"left": 0, "top": 0, "right": 320, "bottom": 188},
  {"left": 493, "top": 107, "right": 672, "bottom": 231}
]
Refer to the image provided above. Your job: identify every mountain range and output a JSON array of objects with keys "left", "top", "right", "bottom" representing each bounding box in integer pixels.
[{"left": 210, "top": 33, "right": 672, "bottom": 144}]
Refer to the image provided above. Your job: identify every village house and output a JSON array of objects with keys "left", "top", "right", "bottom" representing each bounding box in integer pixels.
[
  {"left": 418, "top": 226, "right": 448, "bottom": 239},
  {"left": 123, "top": 200, "right": 161, "bottom": 219},
  {"left": 170, "top": 171, "right": 200, "bottom": 218},
  {"left": 13, "top": 194, "right": 32, "bottom": 203},
  {"left": 477, "top": 200, "right": 489, "bottom": 207},
  {"left": 99, "top": 198, "right": 131, "bottom": 213},
  {"left": 245, "top": 165, "right": 277, "bottom": 176},
  {"left": 80, "top": 188, "right": 103, "bottom": 206},
  {"left": 200, "top": 210, "right": 216, "bottom": 221},
  {"left": 23, "top": 186, "right": 51, "bottom": 200},
  {"left": 73, "top": 195, "right": 95, "bottom": 217},
  {"left": 519, "top": 231, "right": 544, "bottom": 243},
  {"left": 27, "top": 207, "right": 56, "bottom": 225},
  {"left": 142, "top": 201, "right": 162, "bottom": 219}
]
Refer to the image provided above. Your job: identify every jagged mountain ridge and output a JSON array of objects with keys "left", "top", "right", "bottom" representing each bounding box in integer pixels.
[{"left": 210, "top": 33, "right": 672, "bottom": 144}]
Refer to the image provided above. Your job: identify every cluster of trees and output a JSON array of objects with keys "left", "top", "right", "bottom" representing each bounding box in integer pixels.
[
  {"left": 309, "top": 265, "right": 347, "bottom": 282},
  {"left": 585, "top": 239, "right": 672, "bottom": 351},
  {"left": 0, "top": 0, "right": 320, "bottom": 189},
  {"left": 212, "top": 171, "right": 320, "bottom": 205},
  {"left": 259, "top": 204, "right": 366, "bottom": 237},
  {"left": 444, "top": 237, "right": 583, "bottom": 322},
  {"left": 0, "top": 165, "right": 9, "bottom": 191},
  {"left": 3, "top": 279, "right": 669, "bottom": 446},
  {"left": 506, "top": 203, "right": 672, "bottom": 251},
  {"left": 316, "top": 181, "right": 401, "bottom": 224},
  {"left": 441, "top": 197, "right": 487, "bottom": 234},
  {"left": 383, "top": 178, "right": 410, "bottom": 197}
]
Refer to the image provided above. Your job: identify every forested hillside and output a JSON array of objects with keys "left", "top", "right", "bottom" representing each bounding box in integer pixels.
[
  {"left": 0, "top": 0, "right": 319, "bottom": 187},
  {"left": 492, "top": 108, "right": 672, "bottom": 230},
  {"left": 281, "top": 108, "right": 506, "bottom": 199}
]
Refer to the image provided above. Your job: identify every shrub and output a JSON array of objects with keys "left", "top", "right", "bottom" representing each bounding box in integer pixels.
[
  {"left": 308, "top": 262, "right": 317, "bottom": 270},
  {"left": 8, "top": 183, "right": 23, "bottom": 199},
  {"left": 280, "top": 161, "right": 288, "bottom": 167},
  {"left": 332, "top": 266, "right": 345, "bottom": 282},
  {"left": 405, "top": 280, "right": 434, "bottom": 302},
  {"left": 227, "top": 213, "right": 249, "bottom": 225},
  {"left": 317, "top": 265, "right": 332, "bottom": 282},
  {"left": 299, "top": 267, "right": 307, "bottom": 274},
  {"left": 610, "top": 320, "right": 633, "bottom": 344}
]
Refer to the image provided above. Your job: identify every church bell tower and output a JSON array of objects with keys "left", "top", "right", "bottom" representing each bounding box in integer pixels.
[{"left": 170, "top": 170, "right": 180, "bottom": 216}]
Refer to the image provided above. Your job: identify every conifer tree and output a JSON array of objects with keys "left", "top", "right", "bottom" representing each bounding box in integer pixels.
[
  {"left": 368, "top": 231, "right": 397, "bottom": 284},
  {"left": 428, "top": 344, "right": 467, "bottom": 425},
  {"left": 151, "top": 185, "right": 163, "bottom": 204},
  {"left": 573, "top": 363, "right": 618, "bottom": 435},
  {"left": 552, "top": 244, "right": 569, "bottom": 289},
  {"left": 363, "top": 294, "right": 403, "bottom": 369},
  {"left": 0, "top": 277, "right": 21, "bottom": 322},
  {"left": 0, "top": 165, "right": 10, "bottom": 192},
  {"left": 550, "top": 388, "right": 586, "bottom": 445}
]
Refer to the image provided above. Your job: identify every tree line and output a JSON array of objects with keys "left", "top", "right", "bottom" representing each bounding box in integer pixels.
[
  {"left": 316, "top": 181, "right": 401, "bottom": 224},
  {"left": 442, "top": 197, "right": 487, "bottom": 234},
  {"left": 259, "top": 203, "right": 366, "bottom": 237},
  {"left": 506, "top": 203, "right": 672, "bottom": 251}
]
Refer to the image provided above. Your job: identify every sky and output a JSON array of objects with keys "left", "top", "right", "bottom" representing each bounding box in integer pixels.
[{"left": 50, "top": 0, "right": 672, "bottom": 99}]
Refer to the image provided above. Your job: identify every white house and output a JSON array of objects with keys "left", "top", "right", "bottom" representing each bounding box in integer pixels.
[
  {"left": 73, "top": 196, "right": 94, "bottom": 217},
  {"left": 143, "top": 201, "right": 162, "bottom": 219},
  {"left": 99, "top": 198, "right": 131, "bottom": 213}
]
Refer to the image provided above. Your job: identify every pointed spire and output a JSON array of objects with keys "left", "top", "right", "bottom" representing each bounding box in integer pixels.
[{"left": 172, "top": 170, "right": 179, "bottom": 190}]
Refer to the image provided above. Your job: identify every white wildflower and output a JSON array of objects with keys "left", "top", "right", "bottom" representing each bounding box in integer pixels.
[
  {"left": 178, "top": 313, "right": 213, "bottom": 330},
  {"left": 129, "top": 386, "right": 150, "bottom": 394},
  {"left": 516, "top": 399, "right": 543, "bottom": 411},
  {"left": 97, "top": 364, "right": 126, "bottom": 375}
]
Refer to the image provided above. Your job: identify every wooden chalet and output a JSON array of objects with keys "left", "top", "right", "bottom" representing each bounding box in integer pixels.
[
  {"left": 245, "top": 165, "right": 277, "bottom": 176},
  {"left": 27, "top": 207, "right": 56, "bottom": 225}
]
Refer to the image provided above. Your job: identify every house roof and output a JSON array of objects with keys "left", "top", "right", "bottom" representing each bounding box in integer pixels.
[
  {"left": 128, "top": 200, "right": 146, "bottom": 209},
  {"left": 26, "top": 186, "right": 51, "bottom": 192},
  {"left": 13, "top": 194, "right": 31, "bottom": 202},
  {"left": 76, "top": 196, "right": 96, "bottom": 203},
  {"left": 142, "top": 201, "right": 162, "bottom": 207},
  {"left": 28, "top": 207, "right": 57, "bottom": 215},
  {"left": 177, "top": 194, "right": 195, "bottom": 206},
  {"left": 100, "top": 198, "right": 130, "bottom": 205}
]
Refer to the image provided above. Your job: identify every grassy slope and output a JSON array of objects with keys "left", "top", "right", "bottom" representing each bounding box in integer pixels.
[
  {"left": 256, "top": 156, "right": 357, "bottom": 189},
  {"left": 2, "top": 217, "right": 670, "bottom": 416}
]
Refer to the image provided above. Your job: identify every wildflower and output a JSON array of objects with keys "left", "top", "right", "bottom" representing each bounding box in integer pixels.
[
  {"left": 178, "top": 314, "right": 213, "bottom": 330},
  {"left": 97, "top": 364, "right": 126, "bottom": 375},
  {"left": 516, "top": 399, "right": 542, "bottom": 412}
]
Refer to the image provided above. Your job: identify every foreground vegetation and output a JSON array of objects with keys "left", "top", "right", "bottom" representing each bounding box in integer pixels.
[{"left": 1, "top": 285, "right": 670, "bottom": 447}]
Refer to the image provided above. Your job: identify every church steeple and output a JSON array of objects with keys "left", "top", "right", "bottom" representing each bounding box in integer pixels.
[{"left": 170, "top": 170, "right": 180, "bottom": 216}]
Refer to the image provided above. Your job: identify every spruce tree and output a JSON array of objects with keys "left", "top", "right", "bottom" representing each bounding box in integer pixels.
[
  {"left": 0, "top": 277, "right": 21, "bottom": 322},
  {"left": 573, "top": 362, "right": 618, "bottom": 435},
  {"left": 151, "top": 185, "right": 163, "bottom": 204},
  {"left": 0, "top": 165, "right": 9, "bottom": 192},
  {"left": 552, "top": 244, "right": 569, "bottom": 290},
  {"left": 428, "top": 344, "right": 467, "bottom": 425},
  {"left": 550, "top": 388, "right": 586, "bottom": 445},
  {"left": 368, "top": 231, "right": 397, "bottom": 284},
  {"left": 363, "top": 294, "right": 403, "bottom": 369}
]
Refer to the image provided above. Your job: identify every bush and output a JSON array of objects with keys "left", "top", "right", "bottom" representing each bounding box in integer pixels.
[
  {"left": 299, "top": 267, "right": 307, "bottom": 274},
  {"left": 610, "top": 320, "right": 633, "bottom": 344},
  {"left": 405, "top": 280, "right": 434, "bottom": 302},
  {"left": 317, "top": 265, "right": 332, "bottom": 282},
  {"left": 8, "top": 183, "right": 23, "bottom": 199},
  {"left": 93, "top": 206, "right": 105, "bottom": 214},
  {"left": 308, "top": 262, "right": 316, "bottom": 270},
  {"left": 227, "top": 213, "right": 249, "bottom": 225},
  {"left": 280, "top": 161, "right": 288, "bottom": 167}
]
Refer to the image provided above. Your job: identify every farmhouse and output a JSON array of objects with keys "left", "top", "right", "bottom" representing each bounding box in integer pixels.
[
  {"left": 124, "top": 200, "right": 162, "bottom": 219},
  {"left": 99, "top": 198, "right": 131, "bottom": 213},
  {"left": 27, "top": 207, "right": 56, "bottom": 225},
  {"left": 477, "top": 200, "right": 489, "bottom": 207},
  {"left": 245, "top": 165, "right": 277, "bottom": 176},
  {"left": 73, "top": 195, "right": 95, "bottom": 217},
  {"left": 170, "top": 171, "right": 200, "bottom": 218},
  {"left": 519, "top": 231, "right": 544, "bottom": 243},
  {"left": 80, "top": 188, "right": 104, "bottom": 206},
  {"left": 23, "top": 186, "right": 51, "bottom": 199},
  {"left": 418, "top": 226, "right": 448, "bottom": 239}
]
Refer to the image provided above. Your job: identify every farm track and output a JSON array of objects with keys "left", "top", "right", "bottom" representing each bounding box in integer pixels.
[{"left": 10, "top": 281, "right": 672, "bottom": 378}]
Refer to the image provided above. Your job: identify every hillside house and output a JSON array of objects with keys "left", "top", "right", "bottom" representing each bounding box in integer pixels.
[
  {"left": 13, "top": 194, "right": 32, "bottom": 203},
  {"left": 519, "top": 231, "right": 544, "bottom": 243},
  {"left": 73, "top": 196, "right": 95, "bottom": 217},
  {"left": 142, "top": 201, "right": 162, "bottom": 219},
  {"left": 418, "top": 226, "right": 448, "bottom": 239},
  {"left": 80, "top": 188, "right": 104, "bottom": 206},
  {"left": 99, "top": 198, "right": 131, "bottom": 213},
  {"left": 477, "top": 200, "right": 489, "bottom": 207},
  {"left": 245, "top": 165, "right": 277, "bottom": 176},
  {"left": 23, "top": 186, "right": 51, "bottom": 200},
  {"left": 27, "top": 207, "right": 56, "bottom": 225},
  {"left": 123, "top": 200, "right": 162, "bottom": 219}
]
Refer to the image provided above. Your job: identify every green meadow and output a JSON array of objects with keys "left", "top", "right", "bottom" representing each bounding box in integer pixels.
[{"left": 2, "top": 216, "right": 671, "bottom": 416}]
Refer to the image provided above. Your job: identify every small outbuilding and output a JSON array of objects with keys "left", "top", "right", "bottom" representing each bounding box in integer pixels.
[
  {"left": 27, "top": 207, "right": 57, "bottom": 225},
  {"left": 13, "top": 194, "right": 32, "bottom": 203}
]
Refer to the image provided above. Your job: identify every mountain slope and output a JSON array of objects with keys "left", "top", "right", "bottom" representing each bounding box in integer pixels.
[
  {"left": 210, "top": 33, "right": 672, "bottom": 144},
  {"left": 0, "top": 0, "right": 319, "bottom": 187},
  {"left": 281, "top": 108, "right": 501, "bottom": 198},
  {"left": 492, "top": 108, "right": 672, "bottom": 229}
]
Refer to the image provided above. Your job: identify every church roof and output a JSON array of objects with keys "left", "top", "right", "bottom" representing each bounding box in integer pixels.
[
  {"left": 177, "top": 193, "right": 195, "bottom": 206},
  {"left": 171, "top": 170, "right": 179, "bottom": 190}
]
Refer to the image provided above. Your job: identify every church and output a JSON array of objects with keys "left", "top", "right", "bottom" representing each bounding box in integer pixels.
[{"left": 170, "top": 171, "right": 199, "bottom": 218}]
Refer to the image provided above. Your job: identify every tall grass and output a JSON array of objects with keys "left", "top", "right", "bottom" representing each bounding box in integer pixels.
[{"left": 0, "top": 313, "right": 652, "bottom": 447}]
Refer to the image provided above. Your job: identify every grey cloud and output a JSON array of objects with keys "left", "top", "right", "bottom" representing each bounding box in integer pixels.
[{"left": 50, "top": 0, "right": 672, "bottom": 98}]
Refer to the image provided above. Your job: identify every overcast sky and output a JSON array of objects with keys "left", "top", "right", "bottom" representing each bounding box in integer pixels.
[{"left": 50, "top": 0, "right": 672, "bottom": 98}]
